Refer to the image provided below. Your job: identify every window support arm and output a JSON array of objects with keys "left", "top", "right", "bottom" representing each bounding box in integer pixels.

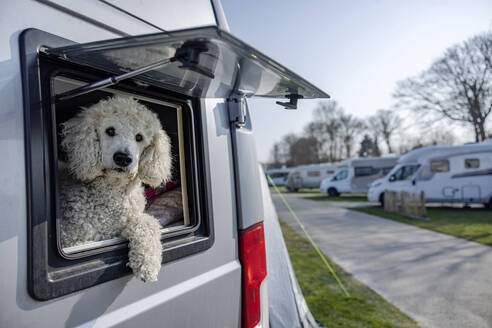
[
  {"left": 54, "top": 40, "right": 214, "bottom": 101},
  {"left": 56, "top": 57, "right": 175, "bottom": 100}
]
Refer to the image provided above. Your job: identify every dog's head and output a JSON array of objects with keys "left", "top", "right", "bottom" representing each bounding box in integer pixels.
[{"left": 61, "top": 96, "right": 172, "bottom": 187}]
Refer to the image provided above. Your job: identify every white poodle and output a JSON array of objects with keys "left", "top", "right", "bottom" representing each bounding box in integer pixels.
[{"left": 59, "top": 96, "right": 172, "bottom": 282}]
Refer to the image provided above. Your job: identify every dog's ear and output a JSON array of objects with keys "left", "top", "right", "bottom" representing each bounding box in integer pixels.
[
  {"left": 60, "top": 111, "right": 102, "bottom": 182},
  {"left": 138, "top": 129, "right": 172, "bottom": 187}
]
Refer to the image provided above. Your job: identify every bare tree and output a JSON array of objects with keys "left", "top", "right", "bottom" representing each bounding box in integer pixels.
[
  {"left": 289, "top": 137, "right": 319, "bottom": 166},
  {"left": 397, "top": 127, "right": 457, "bottom": 154},
  {"left": 269, "top": 143, "right": 284, "bottom": 168},
  {"left": 312, "top": 101, "right": 342, "bottom": 161},
  {"left": 358, "top": 134, "right": 380, "bottom": 157},
  {"left": 281, "top": 133, "right": 299, "bottom": 166},
  {"left": 268, "top": 133, "right": 321, "bottom": 167},
  {"left": 368, "top": 109, "right": 401, "bottom": 153},
  {"left": 339, "top": 113, "right": 365, "bottom": 158},
  {"left": 303, "top": 121, "right": 327, "bottom": 162},
  {"left": 394, "top": 32, "right": 492, "bottom": 142},
  {"left": 269, "top": 133, "right": 295, "bottom": 167}
]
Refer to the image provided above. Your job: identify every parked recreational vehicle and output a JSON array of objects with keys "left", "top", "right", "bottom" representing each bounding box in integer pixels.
[
  {"left": 0, "top": 1, "right": 327, "bottom": 327},
  {"left": 286, "top": 163, "right": 337, "bottom": 191},
  {"left": 368, "top": 141, "right": 492, "bottom": 207},
  {"left": 320, "top": 156, "right": 398, "bottom": 196},
  {"left": 266, "top": 167, "right": 293, "bottom": 187}
]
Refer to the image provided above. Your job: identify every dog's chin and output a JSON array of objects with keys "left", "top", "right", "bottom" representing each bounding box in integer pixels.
[{"left": 102, "top": 167, "right": 134, "bottom": 178}]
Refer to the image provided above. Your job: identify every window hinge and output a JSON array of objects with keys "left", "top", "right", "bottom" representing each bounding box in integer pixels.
[{"left": 228, "top": 97, "right": 247, "bottom": 128}]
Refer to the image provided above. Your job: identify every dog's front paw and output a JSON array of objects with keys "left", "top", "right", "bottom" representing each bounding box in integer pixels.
[
  {"left": 133, "top": 260, "right": 160, "bottom": 282},
  {"left": 124, "top": 214, "right": 163, "bottom": 282}
]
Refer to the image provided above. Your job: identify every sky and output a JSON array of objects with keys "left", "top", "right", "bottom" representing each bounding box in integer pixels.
[{"left": 221, "top": 0, "right": 492, "bottom": 162}]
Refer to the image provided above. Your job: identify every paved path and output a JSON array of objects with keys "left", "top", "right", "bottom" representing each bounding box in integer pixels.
[{"left": 272, "top": 193, "right": 492, "bottom": 328}]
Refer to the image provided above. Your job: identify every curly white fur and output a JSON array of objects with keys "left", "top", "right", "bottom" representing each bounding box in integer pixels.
[{"left": 60, "top": 96, "right": 172, "bottom": 282}]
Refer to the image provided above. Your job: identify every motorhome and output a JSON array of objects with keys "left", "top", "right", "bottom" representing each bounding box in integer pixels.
[
  {"left": 0, "top": 1, "right": 328, "bottom": 327},
  {"left": 285, "top": 163, "right": 337, "bottom": 191},
  {"left": 320, "top": 156, "right": 398, "bottom": 196},
  {"left": 368, "top": 141, "right": 492, "bottom": 207},
  {"left": 266, "top": 167, "right": 293, "bottom": 187}
]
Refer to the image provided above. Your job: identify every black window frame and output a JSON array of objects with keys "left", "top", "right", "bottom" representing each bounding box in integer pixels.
[
  {"left": 354, "top": 166, "right": 374, "bottom": 177},
  {"left": 465, "top": 158, "right": 480, "bottom": 169},
  {"left": 20, "top": 29, "right": 214, "bottom": 300}
]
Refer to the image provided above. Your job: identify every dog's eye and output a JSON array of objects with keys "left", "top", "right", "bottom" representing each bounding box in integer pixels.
[
  {"left": 135, "top": 134, "right": 143, "bottom": 142},
  {"left": 105, "top": 127, "right": 115, "bottom": 137}
]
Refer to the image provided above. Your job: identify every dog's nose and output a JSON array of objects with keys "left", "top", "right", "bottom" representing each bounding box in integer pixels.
[{"left": 113, "top": 152, "right": 132, "bottom": 167}]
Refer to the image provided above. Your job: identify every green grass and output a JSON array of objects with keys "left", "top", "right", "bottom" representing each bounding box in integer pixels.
[
  {"left": 270, "top": 186, "right": 320, "bottom": 194},
  {"left": 350, "top": 206, "right": 492, "bottom": 246},
  {"left": 305, "top": 193, "right": 369, "bottom": 202},
  {"left": 279, "top": 220, "right": 418, "bottom": 328}
]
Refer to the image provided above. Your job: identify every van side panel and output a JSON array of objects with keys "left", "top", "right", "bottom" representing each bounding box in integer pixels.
[
  {"left": 32, "top": 0, "right": 161, "bottom": 35},
  {"left": 230, "top": 101, "right": 265, "bottom": 229},
  {"left": 418, "top": 152, "right": 492, "bottom": 203},
  {"left": 102, "top": 0, "right": 217, "bottom": 31},
  {"left": 0, "top": 2, "right": 241, "bottom": 327}
]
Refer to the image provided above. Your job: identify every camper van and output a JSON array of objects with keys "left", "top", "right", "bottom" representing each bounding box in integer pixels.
[
  {"left": 285, "top": 163, "right": 337, "bottom": 191},
  {"left": 266, "top": 167, "right": 293, "bottom": 187},
  {"left": 320, "top": 156, "right": 398, "bottom": 196},
  {"left": 368, "top": 141, "right": 492, "bottom": 207},
  {"left": 0, "top": 1, "right": 328, "bottom": 327}
]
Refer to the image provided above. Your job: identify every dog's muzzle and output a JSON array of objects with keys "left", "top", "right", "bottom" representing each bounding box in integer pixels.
[{"left": 113, "top": 152, "right": 132, "bottom": 167}]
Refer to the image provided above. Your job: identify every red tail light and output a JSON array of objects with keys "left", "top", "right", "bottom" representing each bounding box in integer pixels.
[{"left": 239, "top": 222, "right": 267, "bottom": 328}]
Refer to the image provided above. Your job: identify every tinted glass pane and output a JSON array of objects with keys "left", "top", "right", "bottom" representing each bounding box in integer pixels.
[
  {"left": 334, "top": 170, "right": 348, "bottom": 180},
  {"left": 416, "top": 165, "right": 433, "bottom": 181},
  {"left": 431, "top": 160, "right": 450, "bottom": 172},
  {"left": 401, "top": 165, "right": 419, "bottom": 180},
  {"left": 391, "top": 167, "right": 404, "bottom": 181},
  {"left": 47, "top": 26, "right": 330, "bottom": 99},
  {"left": 465, "top": 158, "right": 480, "bottom": 169},
  {"left": 391, "top": 165, "right": 420, "bottom": 181},
  {"left": 354, "top": 167, "right": 373, "bottom": 177}
]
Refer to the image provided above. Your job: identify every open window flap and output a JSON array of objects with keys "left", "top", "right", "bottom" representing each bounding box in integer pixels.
[{"left": 45, "top": 26, "right": 330, "bottom": 100}]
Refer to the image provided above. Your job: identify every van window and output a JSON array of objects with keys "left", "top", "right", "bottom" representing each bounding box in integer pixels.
[
  {"left": 430, "top": 159, "right": 450, "bottom": 172},
  {"left": 307, "top": 170, "right": 321, "bottom": 177},
  {"left": 333, "top": 170, "right": 348, "bottom": 181},
  {"left": 465, "top": 158, "right": 480, "bottom": 169},
  {"left": 55, "top": 77, "right": 192, "bottom": 255},
  {"left": 416, "top": 165, "right": 433, "bottom": 181},
  {"left": 327, "top": 170, "right": 335, "bottom": 174},
  {"left": 269, "top": 172, "right": 288, "bottom": 178},
  {"left": 390, "top": 165, "right": 420, "bottom": 182},
  {"left": 22, "top": 34, "right": 213, "bottom": 300},
  {"left": 354, "top": 167, "right": 374, "bottom": 177}
]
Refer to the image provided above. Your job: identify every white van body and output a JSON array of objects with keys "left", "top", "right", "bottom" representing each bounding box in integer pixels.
[
  {"left": 285, "top": 163, "right": 337, "bottom": 191},
  {"left": 368, "top": 141, "right": 492, "bottom": 206},
  {"left": 266, "top": 167, "right": 293, "bottom": 187},
  {"left": 0, "top": 1, "right": 327, "bottom": 327},
  {"left": 320, "top": 156, "right": 398, "bottom": 196}
]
